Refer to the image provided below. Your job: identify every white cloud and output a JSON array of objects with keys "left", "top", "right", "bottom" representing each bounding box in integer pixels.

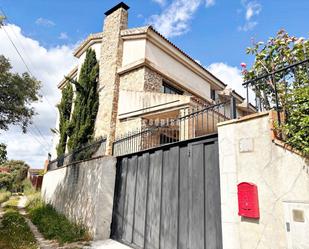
[
  {"left": 59, "top": 32, "right": 69, "bottom": 40},
  {"left": 152, "top": 0, "right": 166, "bottom": 6},
  {"left": 148, "top": 0, "right": 213, "bottom": 38},
  {"left": 35, "top": 17, "right": 55, "bottom": 27},
  {"left": 207, "top": 62, "right": 255, "bottom": 101},
  {"left": 0, "top": 23, "right": 77, "bottom": 167},
  {"left": 245, "top": 1, "right": 262, "bottom": 20},
  {"left": 238, "top": 21, "right": 257, "bottom": 32},
  {"left": 239, "top": 0, "right": 262, "bottom": 32},
  {"left": 205, "top": 0, "right": 215, "bottom": 8}
]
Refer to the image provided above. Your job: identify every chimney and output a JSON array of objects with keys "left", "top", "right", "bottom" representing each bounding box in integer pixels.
[{"left": 95, "top": 2, "right": 129, "bottom": 155}]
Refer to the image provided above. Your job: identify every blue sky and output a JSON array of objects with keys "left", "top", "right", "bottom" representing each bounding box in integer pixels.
[
  {"left": 2, "top": 0, "right": 308, "bottom": 66},
  {"left": 0, "top": 0, "right": 308, "bottom": 167}
]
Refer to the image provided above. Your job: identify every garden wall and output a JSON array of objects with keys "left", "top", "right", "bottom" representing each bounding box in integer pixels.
[
  {"left": 218, "top": 111, "right": 309, "bottom": 249},
  {"left": 41, "top": 156, "right": 117, "bottom": 240}
]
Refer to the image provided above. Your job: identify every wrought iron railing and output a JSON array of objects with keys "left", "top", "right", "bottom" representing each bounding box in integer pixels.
[
  {"left": 242, "top": 58, "right": 309, "bottom": 126},
  {"left": 113, "top": 100, "right": 235, "bottom": 156},
  {"left": 47, "top": 137, "right": 107, "bottom": 171}
]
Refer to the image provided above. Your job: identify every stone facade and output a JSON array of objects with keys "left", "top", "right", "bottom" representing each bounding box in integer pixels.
[
  {"left": 144, "top": 67, "right": 163, "bottom": 92},
  {"left": 119, "top": 67, "right": 145, "bottom": 92},
  {"left": 53, "top": 3, "right": 254, "bottom": 159},
  {"left": 95, "top": 7, "right": 128, "bottom": 155}
]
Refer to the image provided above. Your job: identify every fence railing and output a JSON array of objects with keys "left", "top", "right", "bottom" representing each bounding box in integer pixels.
[
  {"left": 113, "top": 100, "right": 235, "bottom": 156},
  {"left": 47, "top": 137, "right": 107, "bottom": 171},
  {"left": 242, "top": 58, "right": 309, "bottom": 126}
]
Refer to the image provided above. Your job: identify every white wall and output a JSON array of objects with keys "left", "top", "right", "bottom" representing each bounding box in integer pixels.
[
  {"left": 218, "top": 112, "right": 309, "bottom": 249},
  {"left": 121, "top": 37, "right": 211, "bottom": 100},
  {"left": 145, "top": 40, "right": 211, "bottom": 99},
  {"left": 118, "top": 90, "right": 191, "bottom": 118},
  {"left": 41, "top": 156, "right": 117, "bottom": 240},
  {"left": 122, "top": 39, "right": 146, "bottom": 66}
]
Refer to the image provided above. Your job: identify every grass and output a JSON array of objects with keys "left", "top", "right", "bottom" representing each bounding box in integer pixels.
[
  {"left": 0, "top": 190, "right": 11, "bottom": 204},
  {"left": 0, "top": 210, "right": 37, "bottom": 249},
  {"left": 25, "top": 192, "right": 42, "bottom": 210},
  {"left": 3, "top": 196, "right": 20, "bottom": 211},
  {"left": 27, "top": 197, "right": 90, "bottom": 245}
]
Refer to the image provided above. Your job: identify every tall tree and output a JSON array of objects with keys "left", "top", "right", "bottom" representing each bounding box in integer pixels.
[
  {"left": 67, "top": 49, "right": 99, "bottom": 150},
  {"left": 0, "top": 55, "right": 41, "bottom": 132},
  {"left": 56, "top": 83, "right": 73, "bottom": 156},
  {"left": 0, "top": 143, "right": 7, "bottom": 164},
  {"left": 245, "top": 30, "right": 309, "bottom": 155},
  {"left": 0, "top": 160, "right": 29, "bottom": 191}
]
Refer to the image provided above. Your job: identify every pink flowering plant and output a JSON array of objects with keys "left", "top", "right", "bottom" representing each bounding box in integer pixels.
[{"left": 244, "top": 30, "right": 309, "bottom": 156}]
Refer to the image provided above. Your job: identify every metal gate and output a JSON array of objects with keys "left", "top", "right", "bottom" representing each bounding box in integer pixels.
[{"left": 111, "top": 134, "right": 222, "bottom": 249}]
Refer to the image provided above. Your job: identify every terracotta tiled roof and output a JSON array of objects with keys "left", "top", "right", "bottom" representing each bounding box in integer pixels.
[{"left": 121, "top": 26, "right": 150, "bottom": 36}]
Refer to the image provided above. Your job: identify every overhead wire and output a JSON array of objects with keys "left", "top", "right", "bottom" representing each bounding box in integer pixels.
[
  {"left": 0, "top": 7, "right": 54, "bottom": 151},
  {"left": 0, "top": 7, "right": 57, "bottom": 114}
]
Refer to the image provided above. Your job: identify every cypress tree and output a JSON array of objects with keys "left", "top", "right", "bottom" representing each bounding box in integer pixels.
[
  {"left": 67, "top": 48, "right": 99, "bottom": 151},
  {"left": 56, "top": 83, "right": 73, "bottom": 156}
]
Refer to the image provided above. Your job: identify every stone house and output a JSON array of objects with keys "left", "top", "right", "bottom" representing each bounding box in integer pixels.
[{"left": 51, "top": 2, "right": 255, "bottom": 158}]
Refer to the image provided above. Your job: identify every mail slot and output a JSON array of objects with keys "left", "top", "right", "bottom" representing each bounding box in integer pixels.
[{"left": 237, "top": 182, "right": 260, "bottom": 219}]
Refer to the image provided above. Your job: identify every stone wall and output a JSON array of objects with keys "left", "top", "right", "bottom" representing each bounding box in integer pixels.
[
  {"left": 119, "top": 67, "right": 145, "bottom": 92},
  {"left": 41, "top": 156, "right": 117, "bottom": 240},
  {"left": 144, "top": 67, "right": 163, "bottom": 92},
  {"left": 218, "top": 112, "right": 309, "bottom": 249}
]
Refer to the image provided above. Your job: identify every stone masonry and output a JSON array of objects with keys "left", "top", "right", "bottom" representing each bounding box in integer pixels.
[
  {"left": 95, "top": 5, "right": 128, "bottom": 155},
  {"left": 144, "top": 67, "right": 163, "bottom": 92}
]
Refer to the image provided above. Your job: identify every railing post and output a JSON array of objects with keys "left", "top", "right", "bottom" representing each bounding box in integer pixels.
[
  {"left": 230, "top": 96, "right": 237, "bottom": 119},
  {"left": 271, "top": 73, "right": 281, "bottom": 127}
]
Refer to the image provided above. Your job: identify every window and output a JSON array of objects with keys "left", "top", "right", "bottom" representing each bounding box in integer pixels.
[
  {"left": 161, "top": 81, "right": 183, "bottom": 95},
  {"left": 211, "top": 89, "right": 216, "bottom": 101}
]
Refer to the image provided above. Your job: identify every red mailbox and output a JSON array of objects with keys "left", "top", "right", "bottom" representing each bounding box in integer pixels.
[{"left": 237, "top": 182, "right": 260, "bottom": 219}]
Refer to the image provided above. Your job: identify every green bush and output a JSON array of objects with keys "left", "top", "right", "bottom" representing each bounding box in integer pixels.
[
  {"left": 283, "top": 86, "right": 309, "bottom": 156},
  {"left": 0, "top": 211, "right": 37, "bottom": 249},
  {"left": 22, "top": 179, "right": 36, "bottom": 196},
  {"left": 27, "top": 198, "right": 89, "bottom": 244},
  {"left": 245, "top": 30, "right": 309, "bottom": 156}
]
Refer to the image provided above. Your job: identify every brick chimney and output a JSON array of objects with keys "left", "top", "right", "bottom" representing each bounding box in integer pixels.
[{"left": 95, "top": 2, "right": 129, "bottom": 155}]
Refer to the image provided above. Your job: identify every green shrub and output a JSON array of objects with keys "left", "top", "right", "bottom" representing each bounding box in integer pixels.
[
  {"left": 22, "top": 179, "right": 37, "bottom": 196},
  {"left": 27, "top": 198, "right": 89, "bottom": 244},
  {"left": 0, "top": 211, "right": 37, "bottom": 249},
  {"left": 245, "top": 30, "right": 309, "bottom": 156}
]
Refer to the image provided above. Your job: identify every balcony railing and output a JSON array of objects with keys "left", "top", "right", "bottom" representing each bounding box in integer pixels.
[
  {"left": 113, "top": 100, "right": 235, "bottom": 156},
  {"left": 243, "top": 58, "right": 309, "bottom": 126}
]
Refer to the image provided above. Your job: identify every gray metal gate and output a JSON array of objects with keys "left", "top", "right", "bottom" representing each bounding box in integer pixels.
[{"left": 111, "top": 134, "right": 222, "bottom": 249}]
